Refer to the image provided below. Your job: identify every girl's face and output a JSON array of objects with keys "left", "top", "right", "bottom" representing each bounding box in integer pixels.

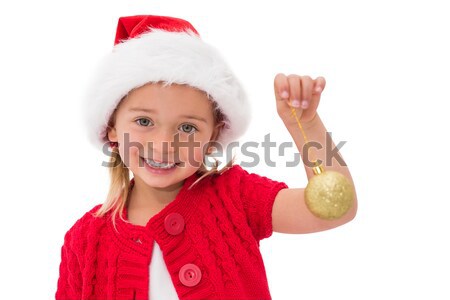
[{"left": 108, "top": 82, "right": 221, "bottom": 190}]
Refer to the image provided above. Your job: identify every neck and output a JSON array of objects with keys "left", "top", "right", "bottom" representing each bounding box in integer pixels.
[{"left": 128, "top": 177, "right": 185, "bottom": 210}]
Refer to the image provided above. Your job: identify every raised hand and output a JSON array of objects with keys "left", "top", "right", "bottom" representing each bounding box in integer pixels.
[{"left": 274, "top": 74, "right": 326, "bottom": 126}]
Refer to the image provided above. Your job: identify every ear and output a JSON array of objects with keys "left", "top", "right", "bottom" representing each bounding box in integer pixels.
[
  {"left": 210, "top": 121, "right": 225, "bottom": 142},
  {"left": 107, "top": 126, "right": 118, "bottom": 142},
  {"left": 206, "top": 122, "right": 225, "bottom": 154}
]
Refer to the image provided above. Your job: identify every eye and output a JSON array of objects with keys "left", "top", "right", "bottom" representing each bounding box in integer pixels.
[
  {"left": 136, "top": 118, "right": 153, "bottom": 127},
  {"left": 179, "top": 123, "right": 197, "bottom": 134}
]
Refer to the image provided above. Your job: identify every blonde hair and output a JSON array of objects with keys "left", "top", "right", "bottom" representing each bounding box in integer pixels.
[{"left": 93, "top": 95, "right": 234, "bottom": 232}]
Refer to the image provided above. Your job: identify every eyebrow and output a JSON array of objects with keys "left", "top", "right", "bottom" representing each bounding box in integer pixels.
[
  {"left": 180, "top": 115, "right": 208, "bottom": 123},
  {"left": 128, "top": 107, "right": 208, "bottom": 123},
  {"left": 129, "top": 108, "right": 155, "bottom": 113}
]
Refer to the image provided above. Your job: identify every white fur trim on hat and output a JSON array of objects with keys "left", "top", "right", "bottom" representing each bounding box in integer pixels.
[{"left": 83, "top": 29, "right": 250, "bottom": 151}]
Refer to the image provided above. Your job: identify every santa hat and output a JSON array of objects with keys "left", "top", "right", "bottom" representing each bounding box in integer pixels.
[{"left": 83, "top": 15, "right": 250, "bottom": 151}]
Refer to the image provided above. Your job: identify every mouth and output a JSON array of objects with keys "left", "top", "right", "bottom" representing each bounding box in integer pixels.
[{"left": 141, "top": 157, "right": 180, "bottom": 169}]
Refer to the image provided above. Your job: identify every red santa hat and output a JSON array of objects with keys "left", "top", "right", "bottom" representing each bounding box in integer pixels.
[{"left": 83, "top": 15, "right": 250, "bottom": 151}]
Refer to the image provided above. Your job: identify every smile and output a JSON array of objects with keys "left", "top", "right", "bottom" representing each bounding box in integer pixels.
[{"left": 142, "top": 157, "right": 179, "bottom": 169}]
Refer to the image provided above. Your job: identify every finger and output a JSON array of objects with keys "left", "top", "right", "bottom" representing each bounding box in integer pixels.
[
  {"left": 314, "top": 76, "right": 326, "bottom": 93},
  {"left": 300, "top": 76, "right": 313, "bottom": 109},
  {"left": 311, "top": 76, "right": 326, "bottom": 104},
  {"left": 287, "top": 74, "right": 302, "bottom": 108},
  {"left": 274, "top": 73, "right": 290, "bottom": 102}
]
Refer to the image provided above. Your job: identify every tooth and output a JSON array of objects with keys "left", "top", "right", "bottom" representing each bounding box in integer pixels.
[{"left": 145, "top": 158, "right": 175, "bottom": 169}]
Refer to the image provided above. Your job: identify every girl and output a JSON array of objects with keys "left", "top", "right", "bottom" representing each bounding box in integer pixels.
[{"left": 56, "top": 15, "right": 357, "bottom": 300}]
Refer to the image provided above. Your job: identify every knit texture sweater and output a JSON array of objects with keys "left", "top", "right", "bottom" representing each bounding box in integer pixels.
[{"left": 55, "top": 165, "right": 288, "bottom": 300}]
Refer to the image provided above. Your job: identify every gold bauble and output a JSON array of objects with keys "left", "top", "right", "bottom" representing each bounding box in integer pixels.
[{"left": 305, "top": 165, "right": 354, "bottom": 220}]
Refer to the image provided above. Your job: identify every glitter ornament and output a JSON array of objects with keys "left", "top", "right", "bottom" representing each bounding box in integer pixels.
[
  {"left": 304, "top": 162, "right": 354, "bottom": 219},
  {"left": 290, "top": 106, "right": 354, "bottom": 220}
]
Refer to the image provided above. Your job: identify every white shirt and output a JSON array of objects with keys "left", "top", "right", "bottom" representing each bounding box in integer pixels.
[{"left": 149, "top": 241, "right": 179, "bottom": 300}]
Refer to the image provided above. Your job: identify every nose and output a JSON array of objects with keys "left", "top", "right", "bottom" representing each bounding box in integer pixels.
[{"left": 146, "top": 130, "right": 176, "bottom": 160}]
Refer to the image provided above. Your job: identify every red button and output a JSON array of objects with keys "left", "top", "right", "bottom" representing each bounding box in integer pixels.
[
  {"left": 179, "top": 263, "right": 202, "bottom": 287},
  {"left": 164, "top": 213, "right": 185, "bottom": 235}
]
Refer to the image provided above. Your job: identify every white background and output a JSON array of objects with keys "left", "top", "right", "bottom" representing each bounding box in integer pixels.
[{"left": 1, "top": 0, "right": 449, "bottom": 299}]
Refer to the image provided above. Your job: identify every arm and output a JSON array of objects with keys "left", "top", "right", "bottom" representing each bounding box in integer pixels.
[{"left": 271, "top": 74, "right": 358, "bottom": 234}]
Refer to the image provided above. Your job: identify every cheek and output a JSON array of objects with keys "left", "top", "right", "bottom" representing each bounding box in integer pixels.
[
  {"left": 116, "top": 129, "right": 147, "bottom": 166},
  {"left": 177, "top": 139, "right": 209, "bottom": 162},
  {"left": 116, "top": 129, "right": 148, "bottom": 149},
  {"left": 194, "top": 141, "right": 209, "bottom": 161},
  {"left": 117, "top": 145, "right": 141, "bottom": 168}
]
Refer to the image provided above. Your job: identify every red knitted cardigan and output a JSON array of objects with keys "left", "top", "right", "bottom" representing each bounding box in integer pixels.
[{"left": 55, "top": 165, "right": 288, "bottom": 300}]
